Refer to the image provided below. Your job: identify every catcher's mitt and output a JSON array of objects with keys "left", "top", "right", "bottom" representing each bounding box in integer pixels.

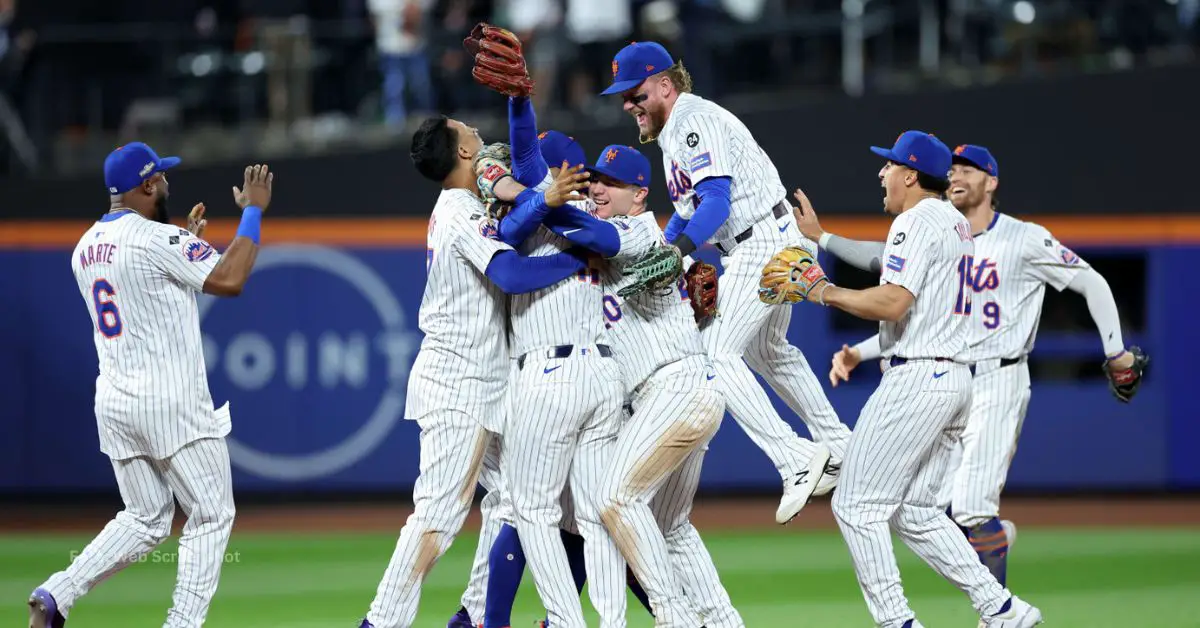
[
  {"left": 463, "top": 23, "right": 535, "bottom": 98},
  {"left": 1104, "top": 346, "right": 1150, "bottom": 403},
  {"left": 685, "top": 260, "right": 718, "bottom": 326},
  {"left": 758, "top": 246, "right": 830, "bottom": 305},
  {"left": 475, "top": 142, "right": 512, "bottom": 201}
]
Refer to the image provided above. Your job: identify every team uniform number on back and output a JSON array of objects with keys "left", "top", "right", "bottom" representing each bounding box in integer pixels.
[{"left": 91, "top": 278, "right": 123, "bottom": 338}]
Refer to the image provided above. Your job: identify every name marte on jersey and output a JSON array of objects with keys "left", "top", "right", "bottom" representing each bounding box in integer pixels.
[{"left": 78, "top": 243, "right": 119, "bottom": 270}]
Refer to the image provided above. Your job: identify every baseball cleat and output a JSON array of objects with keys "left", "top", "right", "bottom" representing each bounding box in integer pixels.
[
  {"left": 1001, "top": 519, "right": 1017, "bottom": 551},
  {"left": 812, "top": 459, "right": 841, "bottom": 497},
  {"left": 977, "top": 596, "right": 1042, "bottom": 627},
  {"left": 447, "top": 607, "right": 475, "bottom": 628},
  {"left": 28, "top": 588, "right": 65, "bottom": 628},
  {"left": 776, "top": 444, "right": 832, "bottom": 524}
]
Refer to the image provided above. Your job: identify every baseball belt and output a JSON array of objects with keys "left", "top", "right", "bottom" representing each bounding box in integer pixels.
[
  {"left": 517, "top": 344, "right": 613, "bottom": 370},
  {"left": 714, "top": 201, "right": 790, "bottom": 255}
]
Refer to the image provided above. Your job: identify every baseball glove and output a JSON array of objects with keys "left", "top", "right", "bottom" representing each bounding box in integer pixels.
[
  {"left": 685, "top": 260, "right": 719, "bottom": 326},
  {"left": 758, "top": 246, "right": 830, "bottom": 305},
  {"left": 463, "top": 23, "right": 535, "bottom": 98},
  {"left": 475, "top": 142, "right": 512, "bottom": 201},
  {"left": 1104, "top": 346, "right": 1150, "bottom": 403},
  {"left": 618, "top": 245, "right": 685, "bottom": 298}
]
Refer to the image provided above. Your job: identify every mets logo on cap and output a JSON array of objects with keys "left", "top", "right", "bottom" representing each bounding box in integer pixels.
[
  {"left": 612, "top": 60, "right": 619, "bottom": 78},
  {"left": 183, "top": 238, "right": 215, "bottom": 262}
]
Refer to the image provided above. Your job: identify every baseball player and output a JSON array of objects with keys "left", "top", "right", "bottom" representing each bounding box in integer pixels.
[
  {"left": 585, "top": 144, "right": 743, "bottom": 627},
  {"left": 452, "top": 101, "right": 631, "bottom": 628},
  {"left": 800, "top": 144, "right": 1147, "bottom": 587},
  {"left": 358, "top": 115, "right": 594, "bottom": 628},
  {"left": 758, "top": 130, "right": 1042, "bottom": 627},
  {"left": 30, "top": 143, "right": 271, "bottom": 628},
  {"left": 493, "top": 135, "right": 744, "bottom": 627},
  {"left": 600, "top": 41, "right": 848, "bottom": 524}
]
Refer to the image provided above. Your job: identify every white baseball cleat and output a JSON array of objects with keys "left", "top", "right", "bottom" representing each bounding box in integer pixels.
[
  {"left": 776, "top": 444, "right": 832, "bottom": 524},
  {"left": 978, "top": 596, "right": 1042, "bottom": 627},
  {"left": 1001, "top": 519, "right": 1017, "bottom": 550},
  {"left": 812, "top": 459, "right": 840, "bottom": 497}
]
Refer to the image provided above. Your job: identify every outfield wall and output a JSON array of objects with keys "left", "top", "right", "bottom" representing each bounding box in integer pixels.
[{"left": 1, "top": 215, "right": 1195, "bottom": 494}]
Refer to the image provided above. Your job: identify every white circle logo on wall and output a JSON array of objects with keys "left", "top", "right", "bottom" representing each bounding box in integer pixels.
[{"left": 198, "top": 245, "right": 417, "bottom": 481}]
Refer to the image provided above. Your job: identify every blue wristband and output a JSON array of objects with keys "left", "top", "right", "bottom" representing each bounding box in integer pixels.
[{"left": 236, "top": 206, "right": 263, "bottom": 245}]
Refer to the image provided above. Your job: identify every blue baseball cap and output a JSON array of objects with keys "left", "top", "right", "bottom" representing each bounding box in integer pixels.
[
  {"left": 538, "top": 130, "right": 587, "bottom": 170},
  {"left": 587, "top": 145, "right": 651, "bottom": 187},
  {"left": 104, "top": 142, "right": 181, "bottom": 195},
  {"left": 952, "top": 144, "right": 999, "bottom": 177},
  {"left": 870, "top": 131, "right": 952, "bottom": 180},
  {"left": 601, "top": 41, "right": 675, "bottom": 95}
]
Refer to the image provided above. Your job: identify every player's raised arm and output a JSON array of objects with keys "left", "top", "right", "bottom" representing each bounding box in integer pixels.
[
  {"left": 792, "top": 188, "right": 885, "bottom": 273},
  {"left": 203, "top": 164, "right": 272, "bottom": 297}
]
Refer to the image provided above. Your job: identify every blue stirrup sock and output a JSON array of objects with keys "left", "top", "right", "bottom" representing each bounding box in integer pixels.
[
  {"left": 967, "top": 517, "right": 1010, "bottom": 586},
  {"left": 484, "top": 524, "right": 526, "bottom": 628}
]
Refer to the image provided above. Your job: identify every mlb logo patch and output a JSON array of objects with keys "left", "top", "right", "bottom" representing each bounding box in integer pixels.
[
  {"left": 886, "top": 254, "right": 906, "bottom": 273},
  {"left": 182, "top": 238, "right": 215, "bottom": 262}
]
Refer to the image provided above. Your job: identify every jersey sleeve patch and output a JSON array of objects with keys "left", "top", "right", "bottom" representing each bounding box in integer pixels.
[
  {"left": 1060, "top": 245, "right": 1080, "bottom": 265},
  {"left": 478, "top": 217, "right": 500, "bottom": 240},
  {"left": 689, "top": 152, "right": 713, "bottom": 172},
  {"left": 182, "top": 238, "right": 216, "bottom": 262},
  {"left": 886, "top": 254, "right": 906, "bottom": 273}
]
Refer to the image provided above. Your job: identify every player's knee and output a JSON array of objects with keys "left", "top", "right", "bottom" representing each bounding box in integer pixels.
[
  {"left": 598, "top": 495, "right": 628, "bottom": 534},
  {"left": 187, "top": 496, "right": 236, "bottom": 535},
  {"left": 830, "top": 488, "right": 860, "bottom": 526},
  {"left": 116, "top": 504, "right": 175, "bottom": 545}
]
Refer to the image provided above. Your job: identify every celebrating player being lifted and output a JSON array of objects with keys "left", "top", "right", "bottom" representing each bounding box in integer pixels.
[
  {"left": 600, "top": 41, "right": 850, "bottom": 524},
  {"left": 793, "top": 143, "right": 1147, "bottom": 588},
  {"left": 759, "top": 131, "right": 1042, "bottom": 627},
  {"left": 32, "top": 144, "right": 271, "bottom": 628}
]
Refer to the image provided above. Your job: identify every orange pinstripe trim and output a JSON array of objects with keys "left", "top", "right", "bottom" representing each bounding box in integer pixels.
[{"left": 2, "top": 215, "right": 1199, "bottom": 248}]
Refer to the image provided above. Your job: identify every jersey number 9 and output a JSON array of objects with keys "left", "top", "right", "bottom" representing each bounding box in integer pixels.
[{"left": 92, "top": 278, "right": 123, "bottom": 338}]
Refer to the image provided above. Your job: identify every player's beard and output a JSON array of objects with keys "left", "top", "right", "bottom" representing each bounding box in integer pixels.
[
  {"left": 950, "top": 185, "right": 986, "bottom": 212},
  {"left": 154, "top": 191, "right": 171, "bottom": 224},
  {"left": 638, "top": 107, "right": 667, "bottom": 144}
]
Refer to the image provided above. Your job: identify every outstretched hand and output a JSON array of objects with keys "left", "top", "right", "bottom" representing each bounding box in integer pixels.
[
  {"left": 545, "top": 161, "right": 590, "bottom": 207},
  {"left": 233, "top": 164, "right": 273, "bottom": 211}
]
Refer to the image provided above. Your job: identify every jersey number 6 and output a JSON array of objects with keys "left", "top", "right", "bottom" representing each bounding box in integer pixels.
[{"left": 92, "top": 278, "right": 123, "bottom": 338}]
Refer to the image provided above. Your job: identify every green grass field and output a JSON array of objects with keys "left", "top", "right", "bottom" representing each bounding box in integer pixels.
[{"left": 4, "top": 527, "right": 1200, "bottom": 627}]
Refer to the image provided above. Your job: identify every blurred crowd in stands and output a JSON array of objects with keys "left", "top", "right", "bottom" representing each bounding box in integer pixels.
[{"left": 0, "top": 0, "right": 1197, "bottom": 176}]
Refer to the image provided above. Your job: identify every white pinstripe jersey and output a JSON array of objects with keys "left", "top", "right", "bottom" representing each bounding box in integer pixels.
[
  {"left": 878, "top": 198, "right": 976, "bottom": 360},
  {"left": 70, "top": 210, "right": 227, "bottom": 460},
  {"left": 656, "top": 93, "right": 788, "bottom": 243},
  {"left": 959, "top": 213, "right": 1090, "bottom": 361},
  {"left": 407, "top": 188, "right": 513, "bottom": 424},
  {"left": 598, "top": 211, "right": 705, "bottom": 391},
  {"left": 508, "top": 203, "right": 607, "bottom": 357}
]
